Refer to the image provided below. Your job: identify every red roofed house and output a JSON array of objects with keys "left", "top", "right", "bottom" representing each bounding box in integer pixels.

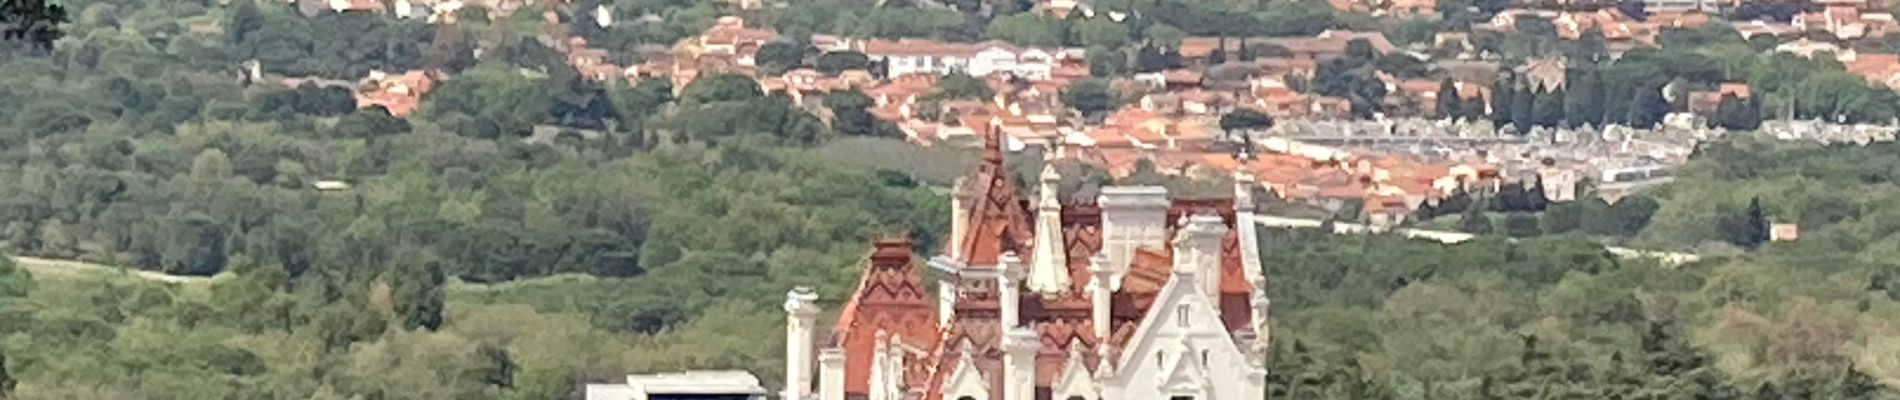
[
  {"left": 1686, "top": 83, "right": 1752, "bottom": 117},
  {"left": 780, "top": 129, "right": 1270, "bottom": 400},
  {"left": 355, "top": 70, "right": 433, "bottom": 118},
  {"left": 1844, "top": 52, "right": 1900, "bottom": 90},
  {"left": 694, "top": 16, "right": 779, "bottom": 67}
]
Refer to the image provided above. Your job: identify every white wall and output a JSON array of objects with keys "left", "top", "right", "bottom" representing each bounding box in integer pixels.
[{"left": 1106, "top": 281, "right": 1264, "bottom": 400}]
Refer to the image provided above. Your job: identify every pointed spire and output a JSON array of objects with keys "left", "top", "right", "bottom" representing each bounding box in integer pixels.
[
  {"left": 982, "top": 119, "right": 1006, "bottom": 165},
  {"left": 1028, "top": 159, "right": 1070, "bottom": 295}
]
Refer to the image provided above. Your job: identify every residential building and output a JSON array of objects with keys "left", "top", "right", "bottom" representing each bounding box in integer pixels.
[
  {"left": 1644, "top": 0, "right": 1715, "bottom": 13},
  {"left": 1686, "top": 83, "right": 1752, "bottom": 117},
  {"left": 691, "top": 16, "right": 778, "bottom": 67},
  {"left": 585, "top": 370, "right": 769, "bottom": 400},
  {"left": 780, "top": 130, "right": 1270, "bottom": 400},
  {"left": 1181, "top": 31, "right": 1396, "bottom": 64},
  {"left": 1843, "top": 52, "right": 1900, "bottom": 90},
  {"left": 355, "top": 70, "right": 433, "bottom": 117},
  {"left": 860, "top": 40, "right": 1058, "bottom": 80},
  {"left": 1775, "top": 38, "right": 1842, "bottom": 58}
]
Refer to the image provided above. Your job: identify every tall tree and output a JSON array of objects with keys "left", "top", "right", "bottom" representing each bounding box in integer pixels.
[
  {"left": 1490, "top": 76, "right": 1516, "bottom": 125},
  {"left": 1564, "top": 70, "right": 1602, "bottom": 128},
  {"left": 1626, "top": 84, "right": 1669, "bottom": 128},
  {"left": 1435, "top": 78, "right": 1460, "bottom": 121},
  {"left": 1511, "top": 83, "right": 1535, "bottom": 134},
  {"left": 393, "top": 260, "right": 447, "bottom": 331},
  {"left": 1744, "top": 196, "right": 1770, "bottom": 248},
  {"left": 1209, "top": 36, "right": 1229, "bottom": 64},
  {"left": 1533, "top": 87, "right": 1565, "bottom": 128}
]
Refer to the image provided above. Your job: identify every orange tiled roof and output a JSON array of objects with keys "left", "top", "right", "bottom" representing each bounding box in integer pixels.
[{"left": 829, "top": 238, "right": 939, "bottom": 398}]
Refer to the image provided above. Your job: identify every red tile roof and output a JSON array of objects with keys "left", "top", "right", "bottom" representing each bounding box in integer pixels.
[
  {"left": 907, "top": 132, "right": 1259, "bottom": 400},
  {"left": 830, "top": 238, "right": 940, "bottom": 397}
]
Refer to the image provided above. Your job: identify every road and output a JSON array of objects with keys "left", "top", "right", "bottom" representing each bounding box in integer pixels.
[
  {"left": 1255, "top": 215, "right": 1702, "bottom": 266},
  {"left": 8, "top": 256, "right": 208, "bottom": 284}
]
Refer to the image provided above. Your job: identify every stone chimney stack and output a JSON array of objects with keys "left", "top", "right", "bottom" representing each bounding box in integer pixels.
[
  {"left": 999, "top": 252, "right": 1025, "bottom": 329},
  {"left": 818, "top": 348, "right": 845, "bottom": 400},
  {"left": 1002, "top": 327, "right": 1040, "bottom": 400},
  {"left": 1174, "top": 214, "right": 1228, "bottom": 298},
  {"left": 783, "top": 287, "right": 821, "bottom": 400},
  {"left": 948, "top": 177, "right": 969, "bottom": 260},
  {"left": 1097, "top": 186, "right": 1172, "bottom": 281},
  {"left": 942, "top": 177, "right": 970, "bottom": 327}
]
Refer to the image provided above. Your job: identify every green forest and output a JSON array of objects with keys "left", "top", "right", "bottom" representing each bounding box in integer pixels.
[
  {"left": 0, "top": 0, "right": 954, "bottom": 396},
  {"left": 6, "top": 0, "right": 1900, "bottom": 398},
  {"left": 1267, "top": 139, "right": 1900, "bottom": 398}
]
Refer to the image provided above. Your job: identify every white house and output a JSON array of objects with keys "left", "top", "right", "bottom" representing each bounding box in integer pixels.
[
  {"left": 860, "top": 40, "right": 1057, "bottom": 80},
  {"left": 585, "top": 370, "right": 768, "bottom": 400}
]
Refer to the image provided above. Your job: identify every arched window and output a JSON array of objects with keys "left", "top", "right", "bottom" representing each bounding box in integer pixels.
[
  {"left": 1176, "top": 304, "right": 1190, "bottom": 327},
  {"left": 1201, "top": 349, "right": 1210, "bottom": 366},
  {"left": 958, "top": 397, "right": 976, "bottom": 400},
  {"left": 1066, "top": 397, "right": 1087, "bottom": 400},
  {"left": 1169, "top": 397, "right": 1195, "bottom": 400}
]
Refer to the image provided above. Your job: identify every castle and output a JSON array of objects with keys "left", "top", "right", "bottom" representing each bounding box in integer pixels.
[{"left": 782, "top": 130, "right": 1271, "bottom": 400}]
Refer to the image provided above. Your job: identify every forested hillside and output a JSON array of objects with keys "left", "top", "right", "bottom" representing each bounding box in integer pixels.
[
  {"left": 5, "top": 0, "right": 1900, "bottom": 397},
  {"left": 1266, "top": 139, "right": 1900, "bottom": 398},
  {"left": 0, "top": 0, "right": 950, "bottom": 397}
]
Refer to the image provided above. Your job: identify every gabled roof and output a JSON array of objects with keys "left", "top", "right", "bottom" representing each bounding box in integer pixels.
[
  {"left": 831, "top": 238, "right": 940, "bottom": 397},
  {"left": 950, "top": 128, "right": 1035, "bottom": 267}
]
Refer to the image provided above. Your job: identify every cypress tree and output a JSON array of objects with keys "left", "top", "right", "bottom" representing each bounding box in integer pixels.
[
  {"left": 1564, "top": 70, "right": 1601, "bottom": 128},
  {"left": 1511, "top": 82, "right": 1536, "bottom": 134},
  {"left": 1627, "top": 84, "right": 1668, "bottom": 128},
  {"left": 1534, "top": 87, "right": 1565, "bottom": 128},
  {"left": 1602, "top": 80, "right": 1629, "bottom": 126},
  {"left": 1436, "top": 78, "right": 1460, "bottom": 121},
  {"left": 1490, "top": 75, "right": 1515, "bottom": 125},
  {"left": 1462, "top": 93, "right": 1488, "bottom": 121},
  {"left": 1745, "top": 196, "right": 1769, "bottom": 247},
  {"left": 1210, "top": 36, "right": 1229, "bottom": 64}
]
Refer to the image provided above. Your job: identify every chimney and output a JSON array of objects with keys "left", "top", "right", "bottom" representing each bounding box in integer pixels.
[
  {"left": 1027, "top": 164, "right": 1070, "bottom": 294},
  {"left": 1088, "top": 253, "right": 1114, "bottom": 341},
  {"left": 999, "top": 252, "right": 1025, "bottom": 329},
  {"left": 947, "top": 177, "right": 969, "bottom": 260},
  {"left": 783, "top": 287, "right": 821, "bottom": 400},
  {"left": 1174, "top": 213, "right": 1228, "bottom": 299},
  {"left": 1002, "top": 327, "right": 1040, "bottom": 400},
  {"left": 818, "top": 348, "right": 845, "bottom": 400},
  {"left": 1097, "top": 186, "right": 1172, "bottom": 280}
]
